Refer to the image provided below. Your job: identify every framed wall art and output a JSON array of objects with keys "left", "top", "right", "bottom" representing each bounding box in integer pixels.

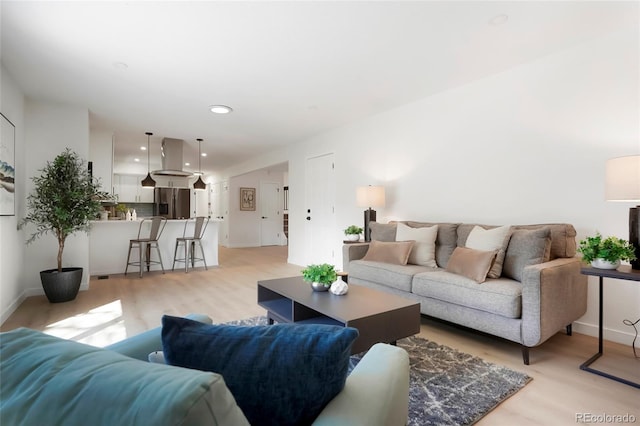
[
  {"left": 0, "top": 112, "right": 16, "bottom": 216},
  {"left": 240, "top": 187, "right": 256, "bottom": 211}
]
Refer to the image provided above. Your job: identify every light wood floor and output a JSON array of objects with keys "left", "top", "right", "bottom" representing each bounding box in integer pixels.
[{"left": 2, "top": 246, "right": 639, "bottom": 425}]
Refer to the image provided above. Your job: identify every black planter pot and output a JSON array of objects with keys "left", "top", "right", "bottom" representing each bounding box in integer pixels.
[{"left": 40, "top": 267, "right": 83, "bottom": 303}]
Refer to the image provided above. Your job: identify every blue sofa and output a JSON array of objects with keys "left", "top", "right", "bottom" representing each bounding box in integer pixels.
[{"left": 0, "top": 314, "right": 410, "bottom": 426}]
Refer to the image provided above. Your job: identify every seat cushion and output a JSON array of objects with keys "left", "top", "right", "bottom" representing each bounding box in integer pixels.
[
  {"left": 161, "top": 316, "right": 359, "bottom": 426},
  {"left": 349, "top": 260, "right": 433, "bottom": 292},
  {"left": 0, "top": 328, "right": 248, "bottom": 426},
  {"left": 412, "top": 270, "right": 523, "bottom": 318}
]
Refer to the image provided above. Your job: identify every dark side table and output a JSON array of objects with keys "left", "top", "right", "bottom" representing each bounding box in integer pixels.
[{"left": 580, "top": 265, "right": 640, "bottom": 389}]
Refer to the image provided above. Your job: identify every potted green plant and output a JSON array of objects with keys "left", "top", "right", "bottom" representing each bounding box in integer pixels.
[
  {"left": 19, "top": 148, "right": 110, "bottom": 302},
  {"left": 301, "top": 263, "right": 338, "bottom": 292},
  {"left": 577, "top": 232, "right": 637, "bottom": 270},
  {"left": 115, "top": 203, "right": 128, "bottom": 220},
  {"left": 344, "top": 225, "right": 363, "bottom": 242}
]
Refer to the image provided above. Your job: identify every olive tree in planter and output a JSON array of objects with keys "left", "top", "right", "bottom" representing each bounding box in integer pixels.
[{"left": 20, "top": 149, "right": 109, "bottom": 303}]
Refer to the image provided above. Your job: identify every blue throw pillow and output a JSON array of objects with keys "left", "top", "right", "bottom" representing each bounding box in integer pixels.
[{"left": 161, "top": 315, "right": 359, "bottom": 426}]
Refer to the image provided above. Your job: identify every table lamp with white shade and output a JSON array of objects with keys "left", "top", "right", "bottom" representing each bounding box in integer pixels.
[{"left": 605, "top": 155, "right": 640, "bottom": 269}]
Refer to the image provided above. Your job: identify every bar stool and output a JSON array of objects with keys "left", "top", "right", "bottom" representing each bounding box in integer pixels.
[
  {"left": 172, "top": 216, "right": 209, "bottom": 273},
  {"left": 125, "top": 216, "right": 167, "bottom": 278}
]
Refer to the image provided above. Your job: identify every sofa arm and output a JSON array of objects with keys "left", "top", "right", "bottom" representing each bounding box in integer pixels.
[
  {"left": 105, "top": 313, "right": 212, "bottom": 361},
  {"left": 520, "top": 258, "right": 587, "bottom": 347},
  {"left": 342, "top": 243, "right": 370, "bottom": 272},
  {"left": 313, "top": 343, "right": 410, "bottom": 426}
]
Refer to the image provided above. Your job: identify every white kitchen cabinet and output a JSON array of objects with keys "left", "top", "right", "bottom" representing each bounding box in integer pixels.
[
  {"left": 153, "top": 175, "right": 190, "bottom": 188},
  {"left": 114, "top": 174, "right": 154, "bottom": 203}
]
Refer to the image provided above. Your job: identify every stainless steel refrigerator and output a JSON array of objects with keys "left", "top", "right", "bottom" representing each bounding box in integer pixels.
[{"left": 154, "top": 188, "right": 190, "bottom": 219}]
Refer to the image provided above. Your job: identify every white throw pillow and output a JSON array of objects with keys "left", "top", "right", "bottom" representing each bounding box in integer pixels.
[
  {"left": 465, "top": 225, "right": 512, "bottom": 278},
  {"left": 395, "top": 223, "right": 438, "bottom": 268}
]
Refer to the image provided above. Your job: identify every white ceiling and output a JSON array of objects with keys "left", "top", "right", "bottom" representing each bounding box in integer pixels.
[{"left": 1, "top": 1, "right": 637, "bottom": 175}]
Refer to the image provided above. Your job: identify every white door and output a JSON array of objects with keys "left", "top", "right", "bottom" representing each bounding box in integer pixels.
[
  {"left": 260, "top": 182, "right": 281, "bottom": 246},
  {"left": 220, "top": 181, "right": 229, "bottom": 246},
  {"left": 305, "top": 153, "right": 335, "bottom": 265}
]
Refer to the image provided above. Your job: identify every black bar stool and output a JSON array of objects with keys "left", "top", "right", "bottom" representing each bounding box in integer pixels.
[
  {"left": 172, "top": 216, "right": 209, "bottom": 273},
  {"left": 125, "top": 216, "right": 167, "bottom": 278}
]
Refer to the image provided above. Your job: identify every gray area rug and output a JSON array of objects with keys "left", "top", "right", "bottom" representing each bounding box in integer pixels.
[{"left": 225, "top": 316, "right": 532, "bottom": 425}]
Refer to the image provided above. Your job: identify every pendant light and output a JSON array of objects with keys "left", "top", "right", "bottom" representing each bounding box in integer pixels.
[
  {"left": 193, "top": 138, "right": 206, "bottom": 190},
  {"left": 141, "top": 132, "right": 156, "bottom": 188}
]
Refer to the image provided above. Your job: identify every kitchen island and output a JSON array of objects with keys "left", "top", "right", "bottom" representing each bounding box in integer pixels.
[{"left": 89, "top": 218, "right": 220, "bottom": 276}]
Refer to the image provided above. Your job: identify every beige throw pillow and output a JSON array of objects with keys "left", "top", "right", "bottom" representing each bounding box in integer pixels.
[
  {"left": 446, "top": 247, "right": 498, "bottom": 283},
  {"left": 395, "top": 223, "right": 438, "bottom": 268},
  {"left": 464, "top": 225, "right": 512, "bottom": 278},
  {"left": 361, "top": 240, "right": 415, "bottom": 265}
]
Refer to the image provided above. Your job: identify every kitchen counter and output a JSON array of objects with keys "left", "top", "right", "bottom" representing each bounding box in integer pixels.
[{"left": 89, "top": 218, "right": 220, "bottom": 276}]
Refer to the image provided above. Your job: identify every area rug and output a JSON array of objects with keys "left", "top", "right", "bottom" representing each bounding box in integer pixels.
[{"left": 225, "top": 316, "right": 532, "bottom": 425}]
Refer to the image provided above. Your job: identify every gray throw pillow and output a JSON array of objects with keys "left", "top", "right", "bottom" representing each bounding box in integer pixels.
[
  {"left": 369, "top": 222, "right": 397, "bottom": 242},
  {"left": 503, "top": 227, "right": 551, "bottom": 282}
]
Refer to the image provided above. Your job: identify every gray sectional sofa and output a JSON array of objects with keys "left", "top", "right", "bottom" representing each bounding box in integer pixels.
[{"left": 343, "top": 221, "right": 588, "bottom": 364}]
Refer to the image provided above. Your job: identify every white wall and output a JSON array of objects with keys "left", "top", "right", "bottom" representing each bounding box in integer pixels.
[
  {"left": 22, "top": 100, "right": 91, "bottom": 297},
  {"left": 0, "top": 65, "right": 26, "bottom": 323},
  {"left": 226, "top": 169, "right": 284, "bottom": 248},
  {"left": 89, "top": 130, "right": 114, "bottom": 194},
  {"left": 224, "top": 26, "right": 639, "bottom": 345}
]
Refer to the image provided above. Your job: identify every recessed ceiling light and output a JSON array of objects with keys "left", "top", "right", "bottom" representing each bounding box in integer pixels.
[
  {"left": 134, "top": 158, "right": 140, "bottom": 162},
  {"left": 140, "top": 146, "right": 146, "bottom": 151},
  {"left": 209, "top": 105, "right": 233, "bottom": 114},
  {"left": 489, "top": 14, "right": 508, "bottom": 26},
  {"left": 201, "top": 153, "right": 207, "bottom": 157},
  {"left": 185, "top": 162, "right": 190, "bottom": 167}
]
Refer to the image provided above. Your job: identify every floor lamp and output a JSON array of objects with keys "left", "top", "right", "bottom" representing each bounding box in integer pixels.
[
  {"left": 606, "top": 155, "right": 640, "bottom": 270},
  {"left": 356, "top": 185, "right": 385, "bottom": 242}
]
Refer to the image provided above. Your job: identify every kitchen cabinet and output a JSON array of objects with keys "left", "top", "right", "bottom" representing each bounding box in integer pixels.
[
  {"left": 114, "top": 174, "right": 154, "bottom": 203},
  {"left": 153, "top": 175, "right": 191, "bottom": 188}
]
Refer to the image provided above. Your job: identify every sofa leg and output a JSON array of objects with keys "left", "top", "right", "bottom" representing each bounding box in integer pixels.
[
  {"left": 566, "top": 324, "right": 572, "bottom": 336},
  {"left": 521, "top": 346, "right": 530, "bottom": 365}
]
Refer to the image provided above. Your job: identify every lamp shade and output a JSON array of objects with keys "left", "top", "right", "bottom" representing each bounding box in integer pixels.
[
  {"left": 356, "top": 185, "right": 385, "bottom": 208},
  {"left": 606, "top": 155, "right": 640, "bottom": 201}
]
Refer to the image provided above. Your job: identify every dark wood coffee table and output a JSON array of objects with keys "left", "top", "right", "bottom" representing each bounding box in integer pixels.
[{"left": 257, "top": 276, "right": 421, "bottom": 354}]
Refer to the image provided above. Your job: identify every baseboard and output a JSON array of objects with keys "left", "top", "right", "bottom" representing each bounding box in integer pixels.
[
  {"left": 0, "top": 291, "right": 27, "bottom": 325},
  {"left": 226, "top": 242, "right": 261, "bottom": 248},
  {"left": 1, "top": 282, "right": 90, "bottom": 325},
  {"left": 573, "top": 320, "right": 638, "bottom": 346}
]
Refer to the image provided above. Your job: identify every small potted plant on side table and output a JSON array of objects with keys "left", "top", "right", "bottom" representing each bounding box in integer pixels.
[
  {"left": 578, "top": 232, "right": 637, "bottom": 270},
  {"left": 301, "top": 263, "right": 338, "bottom": 292},
  {"left": 343, "top": 225, "right": 363, "bottom": 242}
]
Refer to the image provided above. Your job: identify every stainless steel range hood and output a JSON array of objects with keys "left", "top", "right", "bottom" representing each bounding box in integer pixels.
[{"left": 151, "top": 138, "right": 193, "bottom": 177}]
